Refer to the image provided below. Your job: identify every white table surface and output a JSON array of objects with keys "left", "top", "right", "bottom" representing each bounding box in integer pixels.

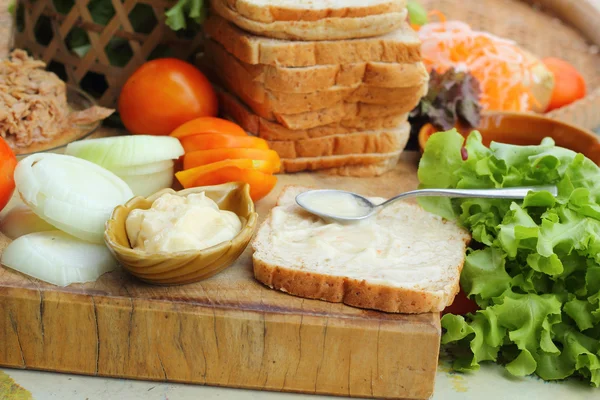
[{"left": 1, "top": 349, "right": 597, "bottom": 400}]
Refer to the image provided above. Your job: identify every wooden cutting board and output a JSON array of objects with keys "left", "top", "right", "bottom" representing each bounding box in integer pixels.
[{"left": 0, "top": 144, "right": 440, "bottom": 400}]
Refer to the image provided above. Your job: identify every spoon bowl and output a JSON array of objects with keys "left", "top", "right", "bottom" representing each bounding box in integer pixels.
[{"left": 296, "top": 185, "right": 558, "bottom": 224}]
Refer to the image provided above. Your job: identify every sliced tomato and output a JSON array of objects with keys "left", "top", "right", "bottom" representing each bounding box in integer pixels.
[
  {"left": 180, "top": 133, "right": 269, "bottom": 153},
  {"left": 170, "top": 117, "right": 247, "bottom": 139},
  {"left": 183, "top": 148, "right": 281, "bottom": 172},
  {"left": 0, "top": 138, "right": 17, "bottom": 212},
  {"left": 176, "top": 159, "right": 271, "bottom": 188}
]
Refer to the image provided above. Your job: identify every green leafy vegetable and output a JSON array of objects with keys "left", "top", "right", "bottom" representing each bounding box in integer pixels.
[
  {"left": 165, "top": 0, "right": 206, "bottom": 31},
  {"left": 419, "top": 129, "right": 600, "bottom": 387},
  {"left": 407, "top": 0, "right": 428, "bottom": 26}
]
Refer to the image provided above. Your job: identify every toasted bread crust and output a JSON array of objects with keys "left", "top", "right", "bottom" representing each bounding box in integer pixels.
[
  {"left": 203, "top": 15, "right": 421, "bottom": 67},
  {"left": 211, "top": 0, "right": 406, "bottom": 41},
  {"left": 221, "top": 0, "right": 406, "bottom": 23},
  {"left": 253, "top": 256, "right": 464, "bottom": 313}
]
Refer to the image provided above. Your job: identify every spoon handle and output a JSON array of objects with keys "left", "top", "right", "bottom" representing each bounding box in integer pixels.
[{"left": 379, "top": 185, "right": 558, "bottom": 207}]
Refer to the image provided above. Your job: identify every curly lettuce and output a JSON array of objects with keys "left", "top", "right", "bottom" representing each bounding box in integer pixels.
[{"left": 418, "top": 129, "right": 600, "bottom": 387}]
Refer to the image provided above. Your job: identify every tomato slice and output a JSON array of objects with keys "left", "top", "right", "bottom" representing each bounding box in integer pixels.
[
  {"left": 184, "top": 148, "right": 281, "bottom": 172},
  {"left": 180, "top": 133, "right": 269, "bottom": 152},
  {"left": 193, "top": 167, "right": 277, "bottom": 202},
  {"left": 0, "top": 138, "right": 17, "bottom": 212},
  {"left": 170, "top": 117, "right": 247, "bottom": 139},
  {"left": 176, "top": 159, "right": 271, "bottom": 188}
]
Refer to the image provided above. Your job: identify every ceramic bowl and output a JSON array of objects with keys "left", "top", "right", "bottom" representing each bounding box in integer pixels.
[
  {"left": 418, "top": 111, "right": 600, "bottom": 164},
  {"left": 104, "top": 182, "right": 258, "bottom": 285}
]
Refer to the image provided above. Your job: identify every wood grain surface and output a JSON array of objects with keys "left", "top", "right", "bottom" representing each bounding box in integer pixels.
[{"left": 0, "top": 145, "right": 441, "bottom": 399}]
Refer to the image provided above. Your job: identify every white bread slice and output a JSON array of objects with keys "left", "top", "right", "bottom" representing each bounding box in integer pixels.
[
  {"left": 201, "top": 40, "right": 429, "bottom": 93},
  {"left": 210, "top": 0, "right": 407, "bottom": 41},
  {"left": 321, "top": 154, "right": 403, "bottom": 177},
  {"left": 203, "top": 15, "right": 421, "bottom": 67},
  {"left": 220, "top": 0, "right": 406, "bottom": 23},
  {"left": 251, "top": 186, "right": 471, "bottom": 313},
  {"left": 269, "top": 122, "right": 409, "bottom": 159},
  {"left": 218, "top": 88, "right": 409, "bottom": 140},
  {"left": 211, "top": 77, "right": 425, "bottom": 129},
  {"left": 202, "top": 58, "right": 428, "bottom": 115},
  {"left": 279, "top": 148, "right": 406, "bottom": 174}
]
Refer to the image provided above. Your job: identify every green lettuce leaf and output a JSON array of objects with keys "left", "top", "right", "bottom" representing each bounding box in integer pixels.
[{"left": 421, "top": 129, "right": 600, "bottom": 387}]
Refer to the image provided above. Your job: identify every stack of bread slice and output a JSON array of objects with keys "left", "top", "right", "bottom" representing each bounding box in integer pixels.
[{"left": 201, "top": 0, "right": 429, "bottom": 176}]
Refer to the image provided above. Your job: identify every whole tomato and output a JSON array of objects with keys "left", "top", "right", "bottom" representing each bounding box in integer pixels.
[
  {"left": 118, "top": 59, "right": 218, "bottom": 136},
  {"left": 543, "top": 58, "right": 586, "bottom": 112},
  {"left": 0, "top": 138, "right": 17, "bottom": 212}
]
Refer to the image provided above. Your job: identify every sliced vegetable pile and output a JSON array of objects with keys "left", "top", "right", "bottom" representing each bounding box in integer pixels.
[
  {"left": 171, "top": 117, "right": 280, "bottom": 201},
  {"left": 418, "top": 129, "right": 600, "bottom": 386},
  {"left": 65, "top": 135, "right": 184, "bottom": 197},
  {"left": 1, "top": 153, "right": 134, "bottom": 286}
]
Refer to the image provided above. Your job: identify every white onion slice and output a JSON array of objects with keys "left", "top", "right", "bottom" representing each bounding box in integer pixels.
[
  {"left": 119, "top": 167, "right": 175, "bottom": 197},
  {"left": 1, "top": 230, "right": 118, "bottom": 286},
  {"left": 14, "top": 154, "right": 133, "bottom": 243},
  {"left": 0, "top": 205, "right": 55, "bottom": 239},
  {"left": 38, "top": 197, "right": 113, "bottom": 243},
  {"left": 111, "top": 160, "right": 174, "bottom": 176},
  {"left": 65, "top": 135, "right": 184, "bottom": 167}
]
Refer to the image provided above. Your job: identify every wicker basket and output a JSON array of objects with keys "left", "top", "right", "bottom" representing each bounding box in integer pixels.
[
  {"left": 420, "top": 0, "right": 600, "bottom": 131},
  {"left": 11, "top": 0, "right": 205, "bottom": 108}
]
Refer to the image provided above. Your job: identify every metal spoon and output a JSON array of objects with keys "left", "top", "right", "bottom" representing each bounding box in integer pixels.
[{"left": 295, "top": 185, "right": 558, "bottom": 223}]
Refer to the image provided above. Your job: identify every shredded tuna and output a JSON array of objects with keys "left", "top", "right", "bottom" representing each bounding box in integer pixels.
[{"left": 0, "top": 50, "right": 114, "bottom": 149}]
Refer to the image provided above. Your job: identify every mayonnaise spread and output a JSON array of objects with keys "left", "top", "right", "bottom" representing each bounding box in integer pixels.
[
  {"left": 126, "top": 192, "right": 242, "bottom": 253},
  {"left": 263, "top": 196, "right": 469, "bottom": 289},
  {"left": 299, "top": 191, "right": 372, "bottom": 218}
]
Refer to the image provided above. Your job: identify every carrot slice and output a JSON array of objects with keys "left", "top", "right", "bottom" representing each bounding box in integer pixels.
[
  {"left": 191, "top": 167, "right": 277, "bottom": 202},
  {"left": 170, "top": 117, "right": 246, "bottom": 138},
  {"left": 176, "top": 159, "right": 271, "bottom": 189},
  {"left": 184, "top": 148, "right": 281, "bottom": 172},
  {"left": 180, "top": 133, "right": 269, "bottom": 152}
]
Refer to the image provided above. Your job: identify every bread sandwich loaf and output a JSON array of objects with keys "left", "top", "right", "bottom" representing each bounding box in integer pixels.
[
  {"left": 210, "top": 0, "right": 407, "bottom": 41},
  {"left": 203, "top": 2, "right": 428, "bottom": 175},
  {"left": 252, "top": 186, "right": 471, "bottom": 313}
]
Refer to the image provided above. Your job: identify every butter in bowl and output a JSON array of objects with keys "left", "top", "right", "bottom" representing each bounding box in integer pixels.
[{"left": 104, "top": 182, "right": 258, "bottom": 285}]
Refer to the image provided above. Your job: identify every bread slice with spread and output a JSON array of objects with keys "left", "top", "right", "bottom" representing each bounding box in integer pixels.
[{"left": 252, "top": 186, "right": 471, "bottom": 313}]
